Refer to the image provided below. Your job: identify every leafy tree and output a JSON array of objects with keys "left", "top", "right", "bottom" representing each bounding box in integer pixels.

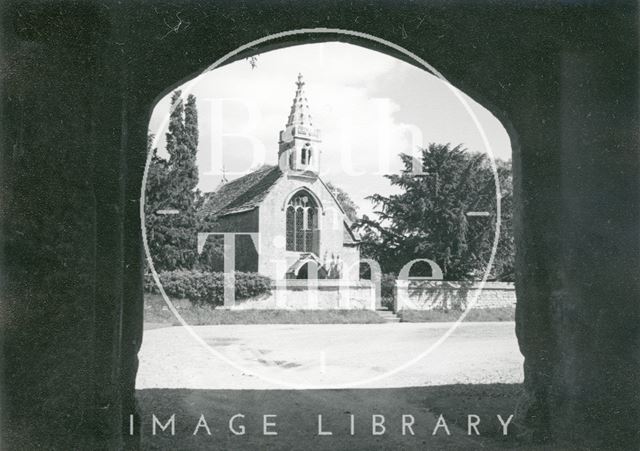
[
  {"left": 356, "top": 143, "right": 513, "bottom": 281},
  {"left": 325, "top": 181, "right": 359, "bottom": 222},
  {"left": 492, "top": 159, "right": 514, "bottom": 280},
  {"left": 165, "top": 91, "right": 199, "bottom": 210},
  {"left": 144, "top": 134, "right": 168, "bottom": 216},
  {"left": 145, "top": 91, "right": 201, "bottom": 271}
]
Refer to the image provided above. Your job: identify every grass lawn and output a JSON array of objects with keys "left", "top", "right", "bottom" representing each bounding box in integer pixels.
[
  {"left": 144, "top": 293, "right": 385, "bottom": 326},
  {"left": 398, "top": 307, "right": 515, "bottom": 322}
]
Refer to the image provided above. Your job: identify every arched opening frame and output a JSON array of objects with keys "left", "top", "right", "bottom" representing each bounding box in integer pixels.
[{"left": 140, "top": 28, "right": 509, "bottom": 393}]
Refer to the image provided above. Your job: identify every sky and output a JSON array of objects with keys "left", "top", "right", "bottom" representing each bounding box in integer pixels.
[{"left": 148, "top": 42, "right": 512, "bottom": 219}]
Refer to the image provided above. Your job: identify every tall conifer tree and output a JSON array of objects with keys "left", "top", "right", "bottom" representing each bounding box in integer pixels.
[{"left": 145, "top": 91, "right": 201, "bottom": 270}]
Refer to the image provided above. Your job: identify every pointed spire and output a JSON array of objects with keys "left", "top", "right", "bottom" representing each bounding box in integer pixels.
[
  {"left": 278, "top": 73, "right": 322, "bottom": 175},
  {"left": 286, "top": 72, "right": 314, "bottom": 128}
]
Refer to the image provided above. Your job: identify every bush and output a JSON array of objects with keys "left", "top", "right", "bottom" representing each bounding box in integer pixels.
[
  {"left": 144, "top": 270, "right": 271, "bottom": 307},
  {"left": 379, "top": 273, "right": 396, "bottom": 310},
  {"left": 381, "top": 273, "right": 396, "bottom": 297}
]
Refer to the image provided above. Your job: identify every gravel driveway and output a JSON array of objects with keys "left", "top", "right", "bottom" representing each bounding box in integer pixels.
[{"left": 137, "top": 322, "right": 523, "bottom": 390}]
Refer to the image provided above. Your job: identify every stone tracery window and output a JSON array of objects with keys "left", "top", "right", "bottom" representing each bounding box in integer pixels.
[{"left": 286, "top": 191, "right": 319, "bottom": 253}]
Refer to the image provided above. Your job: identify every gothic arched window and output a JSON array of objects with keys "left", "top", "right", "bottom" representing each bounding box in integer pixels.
[{"left": 286, "top": 191, "right": 319, "bottom": 253}]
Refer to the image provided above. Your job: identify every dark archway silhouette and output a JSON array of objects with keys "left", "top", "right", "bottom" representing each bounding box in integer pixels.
[{"left": 2, "top": 2, "right": 638, "bottom": 450}]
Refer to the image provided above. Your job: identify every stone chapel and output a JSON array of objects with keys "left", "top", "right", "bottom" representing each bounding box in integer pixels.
[{"left": 200, "top": 74, "right": 361, "bottom": 280}]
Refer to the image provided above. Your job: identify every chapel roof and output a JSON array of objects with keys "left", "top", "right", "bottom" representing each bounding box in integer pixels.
[
  {"left": 201, "top": 165, "right": 361, "bottom": 243},
  {"left": 201, "top": 165, "right": 283, "bottom": 217}
]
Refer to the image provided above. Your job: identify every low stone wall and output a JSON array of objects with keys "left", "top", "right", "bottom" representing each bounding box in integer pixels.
[
  {"left": 230, "top": 280, "right": 376, "bottom": 310},
  {"left": 394, "top": 280, "right": 515, "bottom": 311}
]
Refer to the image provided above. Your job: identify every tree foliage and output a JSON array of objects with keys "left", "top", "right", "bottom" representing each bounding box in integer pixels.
[
  {"left": 325, "top": 181, "right": 359, "bottom": 222},
  {"left": 145, "top": 91, "right": 201, "bottom": 271},
  {"left": 356, "top": 143, "right": 513, "bottom": 281}
]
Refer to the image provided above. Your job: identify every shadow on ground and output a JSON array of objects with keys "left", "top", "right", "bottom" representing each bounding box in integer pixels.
[{"left": 134, "top": 384, "right": 539, "bottom": 450}]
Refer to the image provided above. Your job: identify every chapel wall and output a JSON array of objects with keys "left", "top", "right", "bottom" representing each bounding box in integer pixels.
[{"left": 258, "top": 176, "right": 359, "bottom": 280}]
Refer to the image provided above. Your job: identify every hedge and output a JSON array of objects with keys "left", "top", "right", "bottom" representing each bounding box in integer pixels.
[
  {"left": 144, "top": 270, "right": 272, "bottom": 307},
  {"left": 381, "top": 273, "right": 396, "bottom": 298}
]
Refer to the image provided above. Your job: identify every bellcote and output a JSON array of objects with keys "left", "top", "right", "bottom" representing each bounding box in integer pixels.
[{"left": 278, "top": 73, "right": 321, "bottom": 175}]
